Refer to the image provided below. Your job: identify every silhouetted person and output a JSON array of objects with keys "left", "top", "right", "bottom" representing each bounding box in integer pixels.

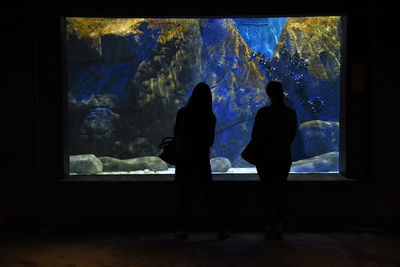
[
  {"left": 251, "top": 81, "right": 297, "bottom": 240},
  {"left": 174, "top": 82, "right": 228, "bottom": 239}
]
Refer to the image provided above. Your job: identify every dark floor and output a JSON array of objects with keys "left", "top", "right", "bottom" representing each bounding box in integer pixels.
[{"left": 1, "top": 232, "right": 399, "bottom": 267}]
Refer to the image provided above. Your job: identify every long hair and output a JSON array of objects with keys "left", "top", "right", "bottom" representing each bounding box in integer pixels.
[{"left": 186, "top": 82, "right": 213, "bottom": 115}]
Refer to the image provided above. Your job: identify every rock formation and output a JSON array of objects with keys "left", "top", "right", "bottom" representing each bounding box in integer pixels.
[
  {"left": 99, "top": 156, "right": 168, "bottom": 172},
  {"left": 299, "top": 120, "right": 339, "bottom": 158},
  {"left": 272, "top": 16, "right": 341, "bottom": 123},
  {"left": 70, "top": 154, "right": 103, "bottom": 175},
  {"left": 291, "top": 151, "right": 338, "bottom": 173},
  {"left": 210, "top": 157, "right": 232, "bottom": 172},
  {"left": 274, "top": 16, "right": 341, "bottom": 81}
]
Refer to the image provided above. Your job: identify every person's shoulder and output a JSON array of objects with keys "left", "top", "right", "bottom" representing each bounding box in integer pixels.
[{"left": 257, "top": 106, "right": 270, "bottom": 114}]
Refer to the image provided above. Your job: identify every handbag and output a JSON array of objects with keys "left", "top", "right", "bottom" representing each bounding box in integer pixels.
[
  {"left": 159, "top": 109, "right": 186, "bottom": 165},
  {"left": 159, "top": 137, "right": 177, "bottom": 165},
  {"left": 241, "top": 138, "right": 259, "bottom": 165}
]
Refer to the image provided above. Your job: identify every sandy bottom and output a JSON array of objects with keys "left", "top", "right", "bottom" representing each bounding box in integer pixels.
[
  {"left": 70, "top": 168, "right": 337, "bottom": 175},
  {"left": 95, "top": 168, "right": 257, "bottom": 175}
]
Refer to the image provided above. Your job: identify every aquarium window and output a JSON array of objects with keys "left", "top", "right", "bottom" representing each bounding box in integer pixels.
[{"left": 65, "top": 16, "right": 342, "bottom": 176}]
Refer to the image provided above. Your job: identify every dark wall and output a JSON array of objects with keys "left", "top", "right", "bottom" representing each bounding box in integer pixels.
[
  {"left": 1, "top": 7, "right": 38, "bottom": 231},
  {"left": 370, "top": 6, "right": 400, "bottom": 225},
  {"left": 38, "top": 179, "right": 372, "bottom": 232},
  {"left": 1, "top": 1, "right": 399, "bottom": 232}
]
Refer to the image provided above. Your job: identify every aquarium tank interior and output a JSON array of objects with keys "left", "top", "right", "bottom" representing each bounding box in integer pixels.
[{"left": 66, "top": 16, "right": 342, "bottom": 175}]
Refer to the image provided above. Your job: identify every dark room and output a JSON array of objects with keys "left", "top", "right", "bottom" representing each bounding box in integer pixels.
[{"left": 1, "top": 0, "right": 399, "bottom": 266}]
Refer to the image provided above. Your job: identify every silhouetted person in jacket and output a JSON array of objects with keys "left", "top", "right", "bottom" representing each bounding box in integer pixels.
[
  {"left": 174, "top": 82, "right": 229, "bottom": 239},
  {"left": 251, "top": 81, "right": 297, "bottom": 240}
]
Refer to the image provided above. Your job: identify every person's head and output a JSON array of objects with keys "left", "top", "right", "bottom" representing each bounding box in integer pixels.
[
  {"left": 187, "top": 82, "right": 213, "bottom": 111},
  {"left": 266, "top": 81, "right": 284, "bottom": 105}
]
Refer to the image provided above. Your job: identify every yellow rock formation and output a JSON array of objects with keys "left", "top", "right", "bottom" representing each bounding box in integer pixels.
[
  {"left": 274, "top": 16, "right": 341, "bottom": 80},
  {"left": 67, "top": 17, "right": 197, "bottom": 44}
]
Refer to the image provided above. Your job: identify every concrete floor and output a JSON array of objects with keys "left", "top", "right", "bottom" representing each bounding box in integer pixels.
[{"left": 1, "top": 232, "right": 399, "bottom": 267}]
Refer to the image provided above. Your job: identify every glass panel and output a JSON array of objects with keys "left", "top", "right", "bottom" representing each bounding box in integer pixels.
[{"left": 66, "top": 16, "right": 341, "bottom": 175}]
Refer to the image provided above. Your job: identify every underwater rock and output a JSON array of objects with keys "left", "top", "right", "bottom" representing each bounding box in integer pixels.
[
  {"left": 110, "top": 138, "right": 159, "bottom": 159},
  {"left": 80, "top": 107, "right": 119, "bottom": 141},
  {"left": 70, "top": 154, "right": 103, "bottom": 175},
  {"left": 124, "top": 156, "right": 169, "bottom": 171},
  {"left": 210, "top": 157, "right": 232, "bottom": 172},
  {"left": 299, "top": 120, "right": 339, "bottom": 158},
  {"left": 66, "top": 32, "right": 102, "bottom": 62},
  {"left": 290, "top": 151, "right": 338, "bottom": 173},
  {"left": 127, "top": 137, "right": 159, "bottom": 157},
  {"left": 79, "top": 94, "right": 116, "bottom": 109},
  {"left": 99, "top": 156, "right": 168, "bottom": 172},
  {"left": 99, "top": 156, "right": 133, "bottom": 171},
  {"left": 68, "top": 104, "right": 121, "bottom": 157}
]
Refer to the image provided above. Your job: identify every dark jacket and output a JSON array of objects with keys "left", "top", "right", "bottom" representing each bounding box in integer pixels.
[{"left": 251, "top": 104, "right": 297, "bottom": 163}]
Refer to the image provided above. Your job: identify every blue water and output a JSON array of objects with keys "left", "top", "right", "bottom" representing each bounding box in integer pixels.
[{"left": 233, "top": 18, "right": 287, "bottom": 58}]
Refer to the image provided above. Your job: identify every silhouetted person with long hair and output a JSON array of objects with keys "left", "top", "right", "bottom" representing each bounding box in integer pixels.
[
  {"left": 174, "top": 82, "right": 228, "bottom": 239},
  {"left": 251, "top": 81, "right": 297, "bottom": 240}
]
